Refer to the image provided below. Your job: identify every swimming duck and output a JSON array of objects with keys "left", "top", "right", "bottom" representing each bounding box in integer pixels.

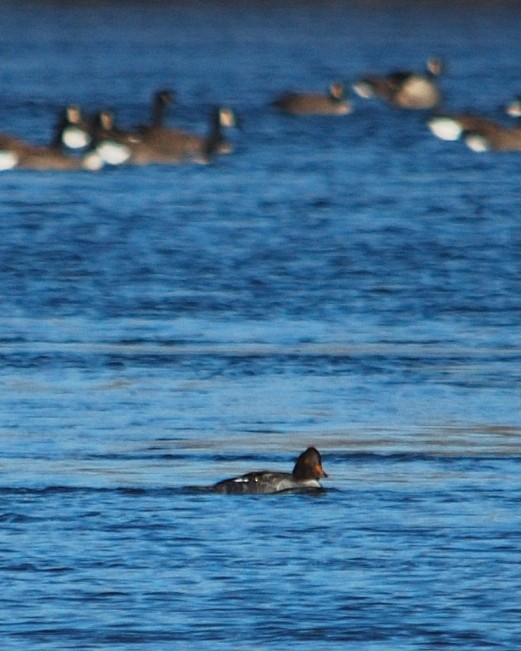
[
  {"left": 353, "top": 58, "right": 443, "bottom": 110},
  {"left": 272, "top": 82, "right": 352, "bottom": 115},
  {"left": 428, "top": 112, "right": 521, "bottom": 152},
  {"left": 212, "top": 447, "right": 328, "bottom": 495}
]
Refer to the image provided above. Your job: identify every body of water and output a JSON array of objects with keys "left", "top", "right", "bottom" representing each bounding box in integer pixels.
[{"left": 1, "top": 1, "right": 520, "bottom": 649}]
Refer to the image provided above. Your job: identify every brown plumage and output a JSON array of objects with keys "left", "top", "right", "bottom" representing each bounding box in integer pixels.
[
  {"left": 91, "top": 94, "right": 237, "bottom": 166},
  {"left": 138, "top": 105, "right": 237, "bottom": 162},
  {"left": 0, "top": 133, "right": 102, "bottom": 171},
  {"left": 273, "top": 82, "right": 352, "bottom": 115},
  {"left": 428, "top": 113, "right": 521, "bottom": 152},
  {"left": 353, "top": 59, "right": 443, "bottom": 110}
]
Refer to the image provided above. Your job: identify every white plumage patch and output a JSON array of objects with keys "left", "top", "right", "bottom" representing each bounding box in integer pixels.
[
  {"left": 0, "top": 151, "right": 19, "bottom": 170},
  {"left": 96, "top": 141, "right": 131, "bottom": 166},
  {"left": 62, "top": 126, "right": 91, "bottom": 150},
  {"left": 428, "top": 117, "right": 463, "bottom": 141},
  {"left": 82, "top": 152, "right": 105, "bottom": 171},
  {"left": 352, "top": 81, "right": 375, "bottom": 99},
  {"left": 465, "top": 133, "right": 489, "bottom": 153}
]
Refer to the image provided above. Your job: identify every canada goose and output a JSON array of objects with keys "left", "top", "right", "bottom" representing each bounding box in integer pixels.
[
  {"left": 88, "top": 110, "right": 144, "bottom": 165},
  {"left": 0, "top": 132, "right": 103, "bottom": 171},
  {"left": 189, "top": 105, "right": 238, "bottom": 159},
  {"left": 137, "top": 88, "right": 237, "bottom": 158},
  {"left": 428, "top": 112, "right": 521, "bottom": 152},
  {"left": 272, "top": 82, "right": 352, "bottom": 115},
  {"left": 123, "top": 88, "right": 206, "bottom": 161},
  {"left": 57, "top": 90, "right": 181, "bottom": 166},
  {"left": 427, "top": 114, "right": 503, "bottom": 142},
  {"left": 353, "top": 58, "right": 443, "bottom": 110},
  {"left": 139, "top": 105, "right": 238, "bottom": 162},
  {"left": 92, "top": 105, "right": 238, "bottom": 165},
  {"left": 52, "top": 105, "right": 93, "bottom": 150},
  {"left": 464, "top": 127, "right": 521, "bottom": 152}
]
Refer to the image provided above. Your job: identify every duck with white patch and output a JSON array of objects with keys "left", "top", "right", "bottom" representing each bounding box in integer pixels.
[{"left": 212, "top": 447, "right": 328, "bottom": 495}]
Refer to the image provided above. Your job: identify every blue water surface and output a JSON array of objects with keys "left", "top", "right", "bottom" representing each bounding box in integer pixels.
[{"left": 1, "top": 1, "right": 521, "bottom": 649}]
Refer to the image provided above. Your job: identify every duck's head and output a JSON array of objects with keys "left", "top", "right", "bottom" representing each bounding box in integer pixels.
[{"left": 292, "top": 447, "right": 328, "bottom": 481}]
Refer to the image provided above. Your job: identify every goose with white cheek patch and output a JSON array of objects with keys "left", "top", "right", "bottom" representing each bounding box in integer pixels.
[
  {"left": 428, "top": 111, "right": 521, "bottom": 152},
  {"left": 273, "top": 82, "right": 352, "bottom": 116},
  {"left": 353, "top": 58, "right": 443, "bottom": 110}
]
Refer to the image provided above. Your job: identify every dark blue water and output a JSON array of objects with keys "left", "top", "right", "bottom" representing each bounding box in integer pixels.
[{"left": 1, "top": 1, "right": 521, "bottom": 649}]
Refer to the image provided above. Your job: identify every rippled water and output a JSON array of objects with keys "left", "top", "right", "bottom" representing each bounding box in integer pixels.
[{"left": 1, "top": 1, "right": 521, "bottom": 649}]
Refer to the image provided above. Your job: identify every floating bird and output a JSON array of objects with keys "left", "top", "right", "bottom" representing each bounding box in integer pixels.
[
  {"left": 212, "top": 447, "right": 328, "bottom": 495},
  {"left": 52, "top": 104, "right": 93, "bottom": 151},
  {"left": 87, "top": 110, "right": 136, "bottom": 165},
  {"left": 272, "top": 82, "right": 352, "bottom": 115},
  {"left": 428, "top": 111, "right": 521, "bottom": 152},
  {"left": 138, "top": 105, "right": 237, "bottom": 161},
  {"left": 136, "top": 90, "right": 238, "bottom": 160},
  {"left": 92, "top": 101, "right": 237, "bottom": 166},
  {"left": 0, "top": 132, "right": 103, "bottom": 171},
  {"left": 353, "top": 58, "right": 443, "bottom": 110}
]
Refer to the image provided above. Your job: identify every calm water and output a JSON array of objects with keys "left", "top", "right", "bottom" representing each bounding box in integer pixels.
[{"left": 1, "top": 1, "right": 521, "bottom": 649}]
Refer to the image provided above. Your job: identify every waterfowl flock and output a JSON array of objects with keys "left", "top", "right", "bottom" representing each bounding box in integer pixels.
[
  {"left": 0, "top": 90, "right": 239, "bottom": 171},
  {"left": 2, "top": 57, "right": 520, "bottom": 172}
]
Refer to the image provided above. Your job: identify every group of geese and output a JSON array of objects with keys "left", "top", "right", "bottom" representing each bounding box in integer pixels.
[
  {"left": 1, "top": 58, "right": 521, "bottom": 171},
  {"left": 0, "top": 90, "right": 238, "bottom": 171},
  {"left": 275, "top": 58, "right": 521, "bottom": 153}
]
